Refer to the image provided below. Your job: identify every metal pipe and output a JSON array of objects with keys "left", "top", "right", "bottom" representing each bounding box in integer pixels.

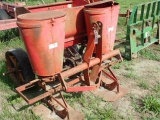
[{"left": 61, "top": 49, "right": 120, "bottom": 78}]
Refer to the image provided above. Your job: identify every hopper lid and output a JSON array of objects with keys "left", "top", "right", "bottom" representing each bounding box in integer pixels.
[{"left": 17, "top": 10, "right": 66, "bottom": 21}]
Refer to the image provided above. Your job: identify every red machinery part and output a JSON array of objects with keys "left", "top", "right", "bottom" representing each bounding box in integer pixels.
[
  {"left": 0, "top": 0, "right": 89, "bottom": 31},
  {"left": 84, "top": 1, "right": 120, "bottom": 53},
  {"left": 17, "top": 10, "right": 66, "bottom": 76}
]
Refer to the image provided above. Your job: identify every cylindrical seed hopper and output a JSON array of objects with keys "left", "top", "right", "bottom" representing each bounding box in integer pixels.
[
  {"left": 17, "top": 10, "right": 66, "bottom": 77},
  {"left": 84, "top": 1, "right": 120, "bottom": 54}
]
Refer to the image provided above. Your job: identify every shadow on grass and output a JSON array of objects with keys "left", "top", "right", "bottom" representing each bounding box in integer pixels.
[
  {"left": 64, "top": 92, "right": 83, "bottom": 99},
  {"left": 7, "top": 94, "right": 33, "bottom": 111},
  {"left": 0, "top": 60, "right": 15, "bottom": 89},
  {"left": 114, "top": 41, "right": 126, "bottom": 50}
]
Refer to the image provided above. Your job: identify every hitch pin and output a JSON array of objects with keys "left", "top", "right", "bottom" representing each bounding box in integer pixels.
[{"left": 2, "top": 69, "right": 16, "bottom": 76}]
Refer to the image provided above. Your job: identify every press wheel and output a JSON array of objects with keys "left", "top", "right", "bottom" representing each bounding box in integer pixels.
[
  {"left": 0, "top": 9, "right": 10, "bottom": 20},
  {"left": 5, "top": 48, "right": 35, "bottom": 86}
]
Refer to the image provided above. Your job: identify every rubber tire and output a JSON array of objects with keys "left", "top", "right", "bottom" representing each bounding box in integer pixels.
[
  {"left": 5, "top": 48, "right": 35, "bottom": 85},
  {"left": 0, "top": 9, "right": 10, "bottom": 20}
]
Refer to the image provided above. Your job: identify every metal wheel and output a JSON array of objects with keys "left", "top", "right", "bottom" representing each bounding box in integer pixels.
[
  {"left": 0, "top": 9, "right": 10, "bottom": 20},
  {"left": 5, "top": 48, "right": 35, "bottom": 86}
]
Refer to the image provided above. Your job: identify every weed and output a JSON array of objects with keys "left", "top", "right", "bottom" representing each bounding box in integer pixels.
[
  {"left": 138, "top": 80, "right": 150, "bottom": 90},
  {"left": 140, "top": 95, "right": 160, "bottom": 114}
]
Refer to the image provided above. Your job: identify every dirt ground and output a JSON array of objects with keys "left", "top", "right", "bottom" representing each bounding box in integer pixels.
[{"left": 113, "top": 58, "right": 160, "bottom": 119}]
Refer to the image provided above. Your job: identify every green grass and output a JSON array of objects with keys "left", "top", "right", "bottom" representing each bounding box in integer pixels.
[
  {"left": 139, "top": 49, "right": 160, "bottom": 61},
  {"left": 64, "top": 92, "right": 119, "bottom": 120},
  {"left": 112, "top": 60, "right": 134, "bottom": 69},
  {"left": 0, "top": 29, "right": 19, "bottom": 42},
  {"left": 0, "top": 61, "right": 15, "bottom": 91},
  {"left": 0, "top": 61, "right": 41, "bottom": 120},
  {"left": 152, "top": 82, "right": 160, "bottom": 92},
  {"left": 131, "top": 94, "right": 160, "bottom": 119},
  {"left": 141, "top": 95, "right": 160, "bottom": 114},
  {"left": 124, "top": 70, "right": 139, "bottom": 79},
  {"left": 138, "top": 80, "right": 150, "bottom": 90},
  {"left": 116, "top": 0, "right": 153, "bottom": 39},
  {"left": 0, "top": 104, "right": 40, "bottom": 120}
]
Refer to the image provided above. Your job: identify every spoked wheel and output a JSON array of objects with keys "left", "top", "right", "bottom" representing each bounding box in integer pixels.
[{"left": 5, "top": 48, "right": 35, "bottom": 86}]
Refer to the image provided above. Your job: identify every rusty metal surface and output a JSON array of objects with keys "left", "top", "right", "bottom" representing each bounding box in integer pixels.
[
  {"left": 32, "top": 97, "right": 85, "bottom": 120},
  {"left": 61, "top": 49, "right": 121, "bottom": 78},
  {"left": 44, "top": 95, "right": 84, "bottom": 120},
  {"left": 18, "top": 10, "right": 66, "bottom": 20},
  {"left": 0, "top": 19, "right": 17, "bottom": 30},
  {"left": 17, "top": 6, "right": 87, "bottom": 77},
  {"left": 84, "top": 1, "right": 119, "bottom": 53},
  {"left": 32, "top": 104, "right": 62, "bottom": 120},
  {"left": 83, "top": 11, "right": 103, "bottom": 85},
  {"left": 27, "top": 1, "right": 73, "bottom": 12},
  {"left": 17, "top": 10, "right": 66, "bottom": 76},
  {"left": 92, "top": 84, "right": 128, "bottom": 102},
  {"left": 61, "top": 6, "right": 86, "bottom": 39},
  {"left": 13, "top": 1, "right": 128, "bottom": 119},
  {"left": 0, "top": 0, "right": 83, "bottom": 31}
]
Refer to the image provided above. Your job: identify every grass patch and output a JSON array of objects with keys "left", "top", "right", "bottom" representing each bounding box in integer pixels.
[
  {"left": 125, "top": 66, "right": 133, "bottom": 71},
  {"left": 8, "top": 94, "right": 23, "bottom": 105},
  {"left": 0, "top": 29, "right": 19, "bottom": 42},
  {"left": 112, "top": 60, "right": 134, "bottom": 69},
  {"left": 0, "top": 61, "right": 16, "bottom": 92},
  {"left": 152, "top": 82, "right": 160, "bottom": 92},
  {"left": 140, "top": 95, "right": 160, "bottom": 114},
  {"left": 64, "top": 92, "right": 118, "bottom": 120},
  {"left": 131, "top": 94, "right": 160, "bottom": 119},
  {"left": 0, "top": 103, "right": 40, "bottom": 120},
  {"left": 138, "top": 80, "right": 150, "bottom": 90},
  {"left": 124, "top": 70, "right": 139, "bottom": 80},
  {"left": 139, "top": 49, "right": 160, "bottom": 61}
]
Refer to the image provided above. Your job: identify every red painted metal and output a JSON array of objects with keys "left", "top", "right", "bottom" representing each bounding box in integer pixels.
[
  {"left": 8, "top": 1, "right": 128, "bottom": 119},
  {"left": 0, "top": 0, "right": 88, "bottom": 31},
  {"left": 17, "top": 10, "right": 66, "bottom": 76},
  {"left": 27, "top": 1, "right": 73, "bottom": 13},
  {"left": 0, "top": 19, "right": 16, "bottom": 30},
  {"left": 61, "top": 6, "right": 86, "bottom": 39},
  {"left": 61, "top": 49, "right": 121, "bottom": 78},
  {"left": 72, "top": 0, "right": 88, "bottom": 6},
  {"left": 84, "top": 1, "right": 120, "bottom": 53},
  {"left": 16, "top": 5, "right": 88, "bottom": 77}
]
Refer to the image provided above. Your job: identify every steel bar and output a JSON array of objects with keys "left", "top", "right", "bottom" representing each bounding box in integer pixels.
[
  {"left": 61, "top": 49, "right": 121, "bottom": 78},
  {"left": 0, "top": 19, "right": 17, "bottom": 30},
  {"left": 2, "top": 68, "right": 16, "bottom": 76}
]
